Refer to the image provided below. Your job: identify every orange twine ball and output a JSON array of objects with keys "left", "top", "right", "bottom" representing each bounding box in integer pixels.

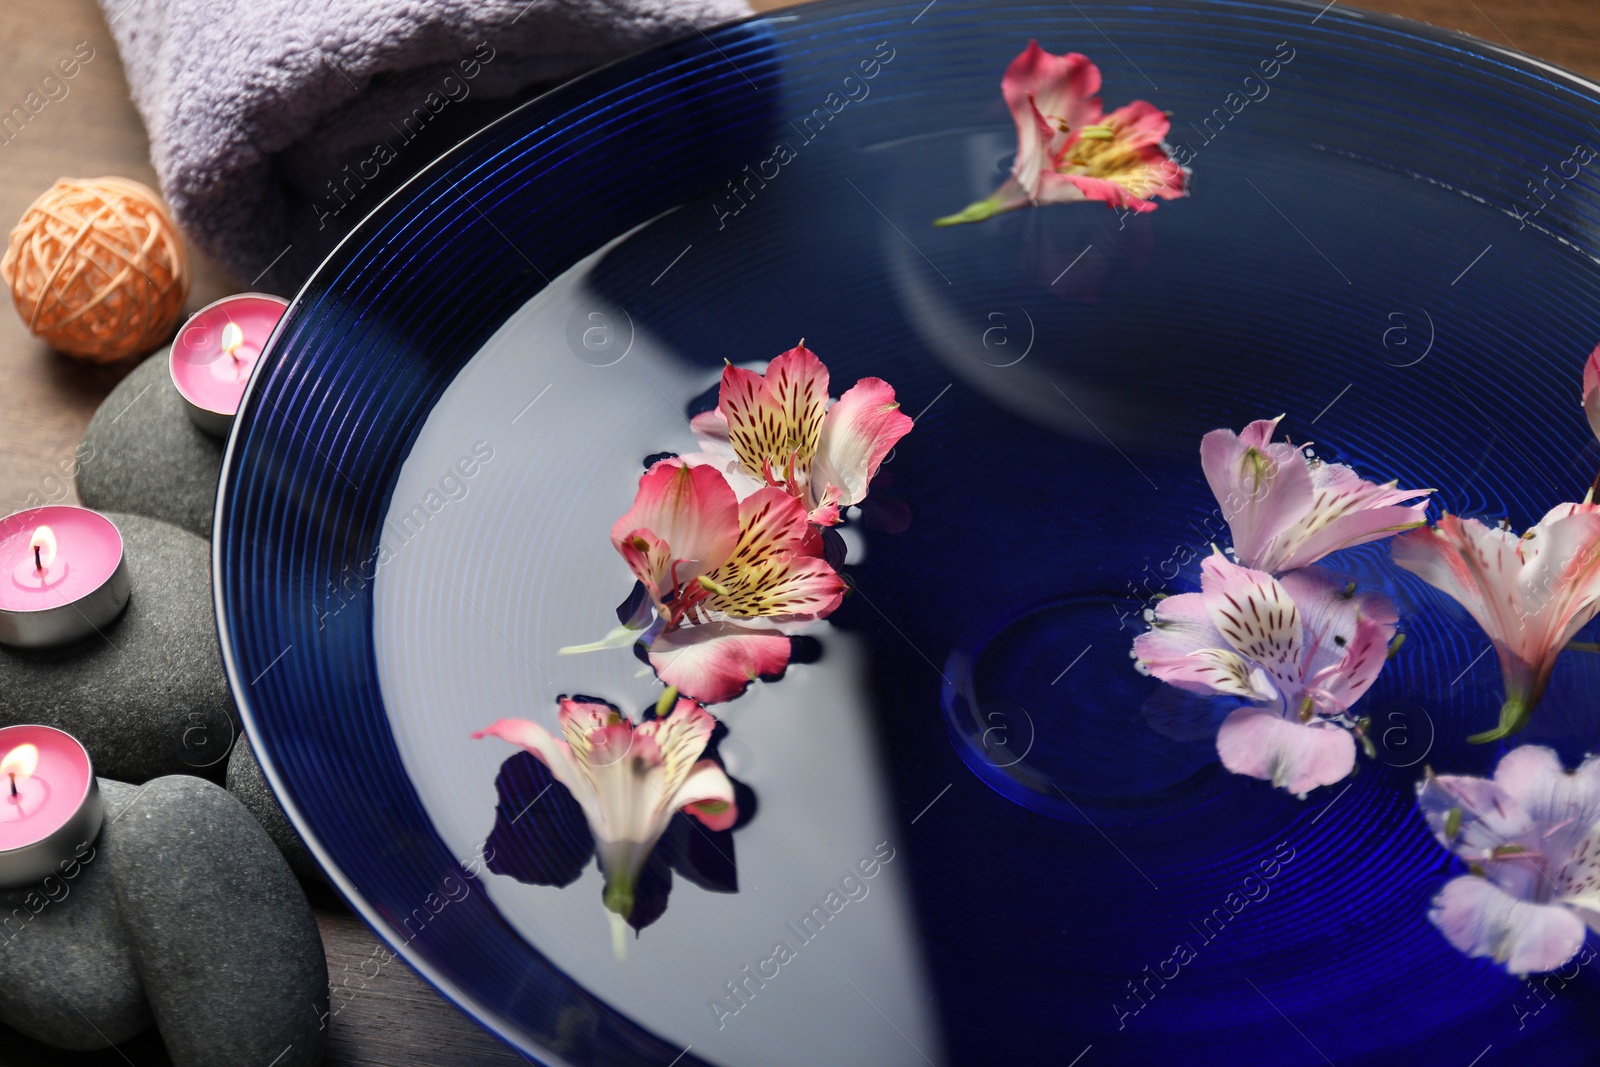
[{"left": 0, "top": 177, "right": 190, "bottom": 363}]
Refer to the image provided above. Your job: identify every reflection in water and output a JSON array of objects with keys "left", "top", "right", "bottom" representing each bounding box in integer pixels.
[{"left": 1140, "top": 685, "right": 1233, "bottom": 743}]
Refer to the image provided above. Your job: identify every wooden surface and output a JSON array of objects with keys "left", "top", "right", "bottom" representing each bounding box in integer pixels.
[{"left": 0, "top": 0, "right": 1595, "bottom": 1063}]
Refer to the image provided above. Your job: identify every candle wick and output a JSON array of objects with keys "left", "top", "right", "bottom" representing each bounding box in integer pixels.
[
  {"left": 33, "top": 545, "right": 41, "bottom": 572},
  {"left": 8, "top": 773, "right": 15, "bottom": 799}
]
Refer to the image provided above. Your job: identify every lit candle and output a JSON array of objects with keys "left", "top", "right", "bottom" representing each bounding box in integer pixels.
[
  {"left": 0, "top": 725, "right": 103, "bottom": 888},
  {"left": 169, "top": 292, "right": 289, "bottom": 438},
  {"left": 0, "top": 506, "right": 130, "bottom": 648}
]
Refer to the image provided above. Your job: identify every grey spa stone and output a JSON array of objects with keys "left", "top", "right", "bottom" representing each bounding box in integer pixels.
[
  {"left": 0, "top": 779, "right": 152, "bottom": 1050},
  {"left": 77, "top": 347, "right": 224, "bottom": 539},
  {"left": 0, "top": 512, "right": 238, "bottom": 783},
  {"left": 101, "top": 775, "right": 328, "bottom": 1067},
  {"left": 227, "top": 735, "right": 324, "bottom": 885}
]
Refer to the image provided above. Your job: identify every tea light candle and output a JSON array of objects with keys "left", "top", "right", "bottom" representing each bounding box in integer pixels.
[
  {"left": 0, "top": 506, "right": 130, "bottom": 648},
  {"left": 169, "top": 293, "right": 289, "bottom": 438},
  {"left": 0, "top": 725, "right": 103, "bottom": 888}
]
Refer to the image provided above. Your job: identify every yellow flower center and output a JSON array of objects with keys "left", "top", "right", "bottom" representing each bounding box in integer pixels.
[{"left": 1056, "top": 119, "right": 1167, "bottom": 197}]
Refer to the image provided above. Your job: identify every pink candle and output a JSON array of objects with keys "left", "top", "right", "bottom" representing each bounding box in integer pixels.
[
  {"left": 169, "top": 292, "right": 289, "bottom": 438},
  {"left": 0, "top": 725, "right": 102, "bottom": 888},
  {"left": 0, "top": 506, "right": 130, "bottom": 648}
]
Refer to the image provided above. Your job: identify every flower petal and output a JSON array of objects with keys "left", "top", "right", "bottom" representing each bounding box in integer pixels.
[
  {"left": 1144, "top": 646, "right": 1278, "bottom": 701},
  {"left": 611, "top": 460, "right": 740, "bottom": 597},
  {"left": 1391, "top": 516, "right": 1529, "bottom": 660},
  {"left": 1048, "top": 171, "right": 1161, "bottom": 212},
  {"left": 1393, "top": 509, "right": 1600, "bottom": 731},
  {"left": 1416, "top": 771, "right": 1534, "bottom": 861},
  {"left": 1132, "top": 589, "right": 1220, "bottom": 661},
  {"left": 1429, "top": 875, "right": 1587, "bottom": 975},
  {"left": 1001, "top": 43, "right": 1101, "bottom": 198},
  {"left": 811, "top": 377, "right": 914, "bottom": 511},
  {"left": 689, "top": 408, "right": 730, "bottom": 445},
  {"left": 1314, "top": 614, "right": 1394, "bottom": 711},
  {"left": 673, "top": 759, "right": 739, "bottom": 831},
  {"left": 584, "top": 730, "right": 664, "bottom": 849},
  {"left": 615, "top": 528, "right": 674, "bottom": 607},
  {"left": 1268, "top": 461, "right": 1431, "bottom": 572},
  {"left": 719, "top": 345, "right": 829, "bottom": 481},
  {"left": 1134, "top": 589, "right": 1277, "bottom": 699},
  {"left": 1200, "top": 418, "right": 1313, "bottom": 572},
  {"left": 1215, "top": 706, "right": 1355, "bottom": 793},
  {"left": 635, "top": 698, "right": 717, "bottom": 802},
  {"left": 1051, "top": 103, "right": 1187, "bottom": 211},
  {"left": 1279, "top": 569, "right": 1398, "bottom": 711},
  {"left": 1493, "top": 746, "right": 1600, "bottom": 866},
  {"left": 1101, "top": 99, "right": 1173, "bottom": 149},
  {"left": 1277, "top": 568, "right": 1360, "bottom": 652},
  {"left": 474, "top": 717, "right": 594, "bottom": 824},
  {"left": 681, "top": 409, "right": 765, "bottom": 498},
  {"left": 704, "top": 488, "right": 846, "bottom": 620},
  {"left": 1515, "top": 504, "right": 1600, "bottom": 660},
  {"left": 557, "top": 697, "right": 622, "bottom": 761},
  {"left": 647, "top": 622, "right": 793, "bottom": 704},
  {"left": 1200, "top": 554, "right": 1304, "bottom": 693}
]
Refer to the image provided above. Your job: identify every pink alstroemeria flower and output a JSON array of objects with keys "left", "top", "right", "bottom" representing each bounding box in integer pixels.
[
  {"left": 1202, "top": 416, "right": 1432, "bottom": 574},
  {"left": 1417, "top": 746, "right": 1600, "bottom": 975},
  {"left": 1392, "top": 503, "right": 1600, "bottom": 742},
  {"left": 562, "top": 458, "right": 846, "bottom": 703},
  {"left": 475, "top": 693, "right": 737, "bottom": 924},
  {"left": 935, "top": 42, "right": 1187, "bottom": 226},
  {"left": 1134, "top": 553, "right": 1397, "bottom": 794},
  {"left": 686, "top": 343, "right": 914, "bottom": 527}
]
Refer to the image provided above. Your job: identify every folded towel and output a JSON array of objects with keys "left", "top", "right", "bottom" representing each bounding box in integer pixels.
[{"left": 100, "top": 0, "right": 751, "bottom": 291}]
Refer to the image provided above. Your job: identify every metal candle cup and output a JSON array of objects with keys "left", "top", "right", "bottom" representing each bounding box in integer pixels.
[
  {"left": 0, "top": 506, "right": 130, "bottom": 649},
  {"left": 169, "top": 292, "right": 289, "bottom": 438},
  {"left": 0, "top": 725, "right": 103, "bottom": 889}
]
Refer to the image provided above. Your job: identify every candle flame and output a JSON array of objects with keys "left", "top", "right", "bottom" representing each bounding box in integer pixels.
[
  {"left": 29, "top": 526, "right": 56, "bottom": 571},
  {"left": 0, "top": 744, "right": 39, "bottom": 780},
  {"left": 221, "top": 322, "right": 245, "bottom": 359}
]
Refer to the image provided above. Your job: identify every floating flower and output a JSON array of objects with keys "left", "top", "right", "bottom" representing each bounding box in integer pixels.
[
  {"left": 1416, "top": 746, "right": 1600, "bottom": 974},
  {"left": 475, "top": 692, "right": 738, "bottom": 933},
  {"left": 686, "top": 343, "right": 914, "bottom": 527},
  {"left": 562, "top": 458, "right": 846, "bottom": 703},
  {"left": 1392, "top": 503, "right": 1600, "bottom": 742},
  {"left": 935, "top": 42, "right": 1187, "bottom": 226},
  {"left": 1134, "top": 553, "right": 1397, "bottom": 794},
  {"left": 1202, "top": 416, "right": 1432, "bottom": 574}
]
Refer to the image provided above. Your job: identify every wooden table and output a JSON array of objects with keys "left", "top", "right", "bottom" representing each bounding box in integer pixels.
[{"left": 0, "top": 0, "right": 1594, "bottom": 1063}]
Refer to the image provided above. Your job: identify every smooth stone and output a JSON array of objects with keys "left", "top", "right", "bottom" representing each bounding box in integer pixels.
[
  {"left": 77, "top": 347, "right": 224, "bottom": 539},
  {"left": 0, "top": 779, "right": 152, "bottom": 1050},
  {"left": 101, "top": 775, "right": 328, "bottom": 1067},
  {"left": 227, "top": 736, "right": 324, "bottom": 884},
  {"left": 0, "top": 512, "right": 239, "bottom": 783}
]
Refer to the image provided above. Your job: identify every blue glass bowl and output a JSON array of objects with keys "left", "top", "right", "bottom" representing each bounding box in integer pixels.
[{"left": 216, "top": 1, "right": 1600, "bottom": 1063}]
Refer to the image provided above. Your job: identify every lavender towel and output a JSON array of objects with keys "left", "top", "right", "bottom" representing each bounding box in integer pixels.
[{"left": 99, "top": 0, "right": 751, "bottom": 290}]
